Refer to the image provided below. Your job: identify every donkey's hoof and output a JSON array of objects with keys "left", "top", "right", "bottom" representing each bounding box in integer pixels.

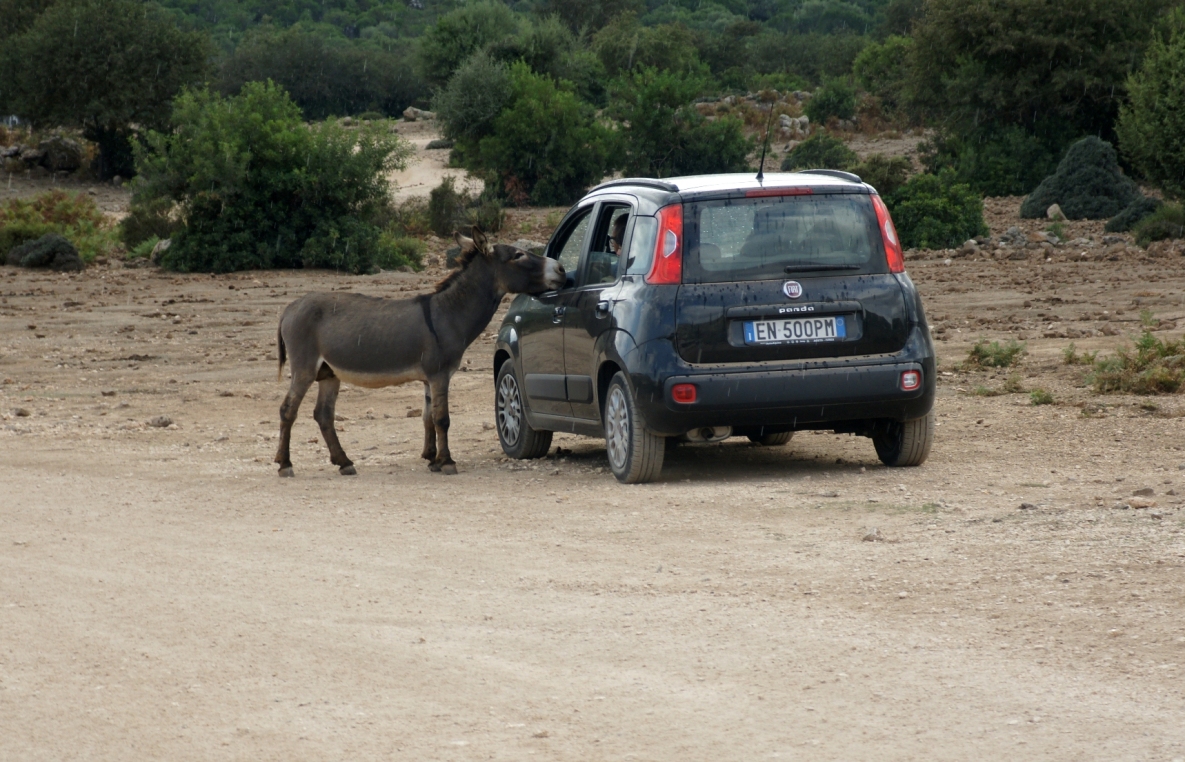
[
  {"left": 339, "top": 465, "right": 357, "bottom": 476},
  {"left": 441, "top": 463, "right": 458, "bottom": 475},
  {"left": 278, "top": 467, "right": 295, "bottom": 478},
  {"left": 428, "top": 462, "right": 441, "bottom": 472}
]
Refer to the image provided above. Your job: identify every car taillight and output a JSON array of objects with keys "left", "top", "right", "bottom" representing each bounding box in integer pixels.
[
  {"left": 871, "top": 194, "right": 905, "bottom": 274},
  {"left": 645, "top": 203, "right": 683, "bottom": 284},
  {"left": 900, "top": 370, "right": 921, "bottom": 391},
  {"left": 671, "top": 383, "right": 697, "bottom": 403}
]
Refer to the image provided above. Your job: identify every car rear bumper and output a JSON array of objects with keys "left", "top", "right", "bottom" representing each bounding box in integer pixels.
[{"left": 630, "top": 327, "right": 936, "bottom": 435}]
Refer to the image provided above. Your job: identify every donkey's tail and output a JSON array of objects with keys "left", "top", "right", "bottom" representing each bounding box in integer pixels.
[{"left": 276, "top": 325, "right": 287, "bottom": 382}]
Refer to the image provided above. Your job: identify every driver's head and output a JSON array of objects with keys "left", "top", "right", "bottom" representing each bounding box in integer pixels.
[{"left": 610, "top": 214, "right": 627, "bottom": 255}]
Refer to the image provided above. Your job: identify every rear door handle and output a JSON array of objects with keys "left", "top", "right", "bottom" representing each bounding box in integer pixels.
[
  {"left": 595, "top": 300, "right": 610, "bottom": 318},
  {"left": 552, "top": 306, "right": 565, "bottom": 323}
]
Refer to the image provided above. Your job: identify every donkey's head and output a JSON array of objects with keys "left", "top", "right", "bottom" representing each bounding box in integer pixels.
[{"left": 454, "top": 227, "right": 565, "bottom": 295}]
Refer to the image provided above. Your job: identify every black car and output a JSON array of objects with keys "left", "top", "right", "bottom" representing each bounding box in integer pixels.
[{"left": 491, "top": 171, "right": 936, "bottom": 483}]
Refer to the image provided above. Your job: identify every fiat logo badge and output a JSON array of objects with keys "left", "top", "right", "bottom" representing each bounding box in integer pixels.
[{"left": 782, "top": 280, "right": 803, "bottom": 299}]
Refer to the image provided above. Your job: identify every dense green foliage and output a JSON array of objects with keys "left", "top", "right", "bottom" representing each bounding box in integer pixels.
[
  {"left": 416, "top": 2, "right": 520, "bottom": 89},
  {"left": 218, "top": 28, "right": 423, "bottom": 119},
  {"left": 1132, "top": 203, "right": 1185, "bottom": 248},
  {"left": 852, "top": 34, "right": 911, "bottom": 115},
  {"left": 920, "top": 127, "right": 1061, "bottom": 197},
  {"left": 609, "top": 67, "right": 752, "bottom": 178},
  {"left": 1091, "top": 331, "right": 1184, "bottom": 395},
  {"left": 780, "top": 133, "right": 857, "bottom": 171},
  {"left": 852, "top": 154, "right": 910, "bottom": 196},
  {"left": 886, "top": 171, "right": 988, "bottom": 250},
  {"left": 804, "top": 78, "right": 856, "bottom": 123},
  {"left": 1116, "top": 11, "right": 1185, "bottom": 200},
  {"left": 0, "top": 0, "right": 210, "bottom": 178},
  {"left": 1105, "top": 197, "right": 1162, "bottom": 234},
  {"left": 132, "top": 82, "right": 412, "bottom": 273},
  {"left": 433, "top": 51, "right": 513, "bottom": 156},
  {"left": 1019, "top": 137, "right": 1141, "bottom": 220},
  {"left": 472, "top": 64, "right": 612, "bottom": 205}
]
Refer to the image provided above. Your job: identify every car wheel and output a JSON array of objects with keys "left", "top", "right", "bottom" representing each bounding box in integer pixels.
[
  {"left": 603, "top": 372, "right": 664, "bottom": 484},
  {"left": 873, "top": 410, "right": 934, "bottom": 467},
  {"left": 747, "top": 431, "right": 794, "bottom": 446},
  {"left": 496, "top": 362, "right": 552, "bottom": 459}
]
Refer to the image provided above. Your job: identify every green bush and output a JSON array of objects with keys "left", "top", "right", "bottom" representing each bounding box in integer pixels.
[
  {"left": 780, "top": 133, "right": 857, "bottom": 172},
  {"left": 804, "top": 78, "right": 857, "bottom": 123},
  {"left": 592, "top": 15, "right": 703, "bottom": 77},
  {"left": 217, "top": 28, "right": 424, "bottom": 120},
  {"left": 132, "top": 82, "right": 413, "bottom": 274},
  {"left": 1116, "top": 10, "right": 1185, "bottom": 199},
  {"left": 966, "top": 338, "right": 1026, "bottom": 368},
  {"left": 920, "top": 127, "right": 1061, "bottom": 197},
  {"left": 432, "top": 52, "right": 513, "bottom": 154},
  {"left": 852, "top": 35, "right": 913, "bottom": 115},
  {"left": 416, "top": 1, "right": 520, "bottom": 89},
  {"left": 1063, "top": 343, "right": 1098, "bottom": 365},
  {"left": 1133, "top": 203, "right": 1185, "bottom": 247},
  {"left": 1090, "top": 331, "right": 1184, "bottom": 394},
  {"left": 1020, "top": 137, "right": 1142, "bottom": 220},
  {"left": 0, "top": 189, "right": 117, "bottom": 262},
  {"left": 0, "top": 0, "right": 210, "bottom": 178},
  {"left": 1029, "top": 389, "right": 1054, "bottom": 406},
  {"left": 128, "top": 235, "right": 160, "bottom": 260},
  {"left": 609, "top": 66, "right": 751, "bottom": 179},
  {"left": 852, "top": 154, "right": 911, "bottom": 196},
  {"left": 474, "top": 63, "right": 612, "bottom": 206},
  {"left": 7, "top": 233, "right": 84, "bottom": 271},
  {"left": 374, "top": 234, "right": 424, "bottom": 271},
  {"left": 886, "top": 171, "right": 989, "bottom": 250},
  {"left": 118, "top": 197, "right": 180, "bottom": 249},
  {"left": 1106, "top": 196, "right": 1162, "bottom": 233},
  {"left": 427, "top": 177, "right": 470, "bottom": 237}
]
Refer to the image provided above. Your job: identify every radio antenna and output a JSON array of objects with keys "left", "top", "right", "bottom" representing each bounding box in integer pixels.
[{"left": 755, "top": 100, "right": 776, "bottom": 183}]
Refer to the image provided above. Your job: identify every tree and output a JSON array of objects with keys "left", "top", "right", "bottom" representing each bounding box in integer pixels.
[
  {"left": 852, "top": 35, "right": 912, "bottom": 115},
  {"left": 1116, "top": 10, "right": 1185, "bottom": 199},
  {"left": 0, "top": 0, "right": 211, "bottom": 179},
  {"left": 218, "top": 28, "right": 425, "bottom": 119},
  {"left": 536, "top": 0, "right": 643, "bottom": 34},
  {"left": 609, "top": 67, "right": 752, "bottom": 178},
  {"left": 886, "top": 171, "right": 988, "bottom": 250},
  {"left": 416, "top": 2, "right": 520, "bottom": 89},
  {"left": 473, "top": 63, "right": 612, "bottom": 206},
  {"left": 133, "top": 82, "right": 413, "bottom": 273},
  {"left": 432, "top": 52, "right": 513, "bottom": 159},
  {"left": 592, "top": 15, "right": 703, "bottom": 77}
]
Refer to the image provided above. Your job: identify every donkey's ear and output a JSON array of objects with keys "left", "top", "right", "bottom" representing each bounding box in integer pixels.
[
  {"left": 470, "top": 226, "right": 492, "bottom": 256},
  {"left": 454, "top": 231, "right": 476, "bottom": 254}
]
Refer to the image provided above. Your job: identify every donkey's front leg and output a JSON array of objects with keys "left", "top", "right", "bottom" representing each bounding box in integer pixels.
[
  {"left": 420, "top": 382, "right": 437, "bottom": 464},
  {"left": 428, "top": 375, "right": 456, "bottom": 475},
  {"left": 313, "top": 375, "right": 356, "bottom": 476}
]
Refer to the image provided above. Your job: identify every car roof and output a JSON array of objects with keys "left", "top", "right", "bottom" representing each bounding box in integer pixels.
[
  {"left": 584, "top": 172, "right": 870, "bottom": 215},
  {"left": 664, "top": 172, "right": 863, "bottom": 192}
]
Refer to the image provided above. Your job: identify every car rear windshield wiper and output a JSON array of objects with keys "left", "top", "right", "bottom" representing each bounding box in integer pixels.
[{"left": 784, "top": 264, "right": 862, "bottom": 272}]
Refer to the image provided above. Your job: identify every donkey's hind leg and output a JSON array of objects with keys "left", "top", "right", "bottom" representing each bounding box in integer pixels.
[
  {"left": 420, "top": 382, "right": 437, "bottom": 464},
  {"left": 275, "top": 370, "right": 315, "bottom": 477},
  {"left": 312, "top": 370, "right": 356, "bottom": 475}
]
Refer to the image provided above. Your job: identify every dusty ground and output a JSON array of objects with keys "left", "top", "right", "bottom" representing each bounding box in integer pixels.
[{"left": 3, "top": 181, "right": 1185, "bottom": 758}]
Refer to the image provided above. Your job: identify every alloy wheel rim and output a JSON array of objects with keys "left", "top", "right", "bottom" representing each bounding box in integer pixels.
[
  {"left": 497, "top": 374, "right": 522, "bottom": 447},
  {"left": 605, "top": 387, "right": 630, "bottom": 471}
]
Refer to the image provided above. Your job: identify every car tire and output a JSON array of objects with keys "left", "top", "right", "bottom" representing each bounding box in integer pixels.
[
  {"left": 603, "top": 372, "right": 664, "bottom": 484},
  {"left": 496, "top": 362, "right": 552, "bottom": 459},
  {"left": 747, "top": 431, "right": 794, "bottom": 446},
  {"left": 873, "top": 410, "right": 934, "bottom": 467}
]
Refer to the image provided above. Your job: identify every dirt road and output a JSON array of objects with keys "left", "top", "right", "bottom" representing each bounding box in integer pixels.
[{"left": 2, "top": 206, "right": 1185, "bottom": 760}]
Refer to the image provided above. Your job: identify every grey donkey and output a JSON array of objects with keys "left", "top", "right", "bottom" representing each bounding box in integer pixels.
[{"left": 274, "top": 228, "right": 565, "bottom": 476}]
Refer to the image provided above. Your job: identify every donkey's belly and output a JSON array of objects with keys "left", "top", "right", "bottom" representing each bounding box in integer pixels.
[{"left": 329, "top": 364, "right": 426, "bottom": 389}]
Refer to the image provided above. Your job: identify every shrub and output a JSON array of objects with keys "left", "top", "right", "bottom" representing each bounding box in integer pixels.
[
  {"left": 920, "top": 127, "right": 1061, "bottom": 197},
  {"left": 852, "top": 154, "right": 911, "bottom": 196},
  {"left": 780, "top": 133, "right": 857, "bottom": 172},
  {"left": 374, "top": 234, "right": 424, "bottom": 271},
  {"left": 428, "top": 177, "right": 470, "bottom": 237},
  {"left": 475, "top": 63, "right": 612, "bottom": 206},
  {"left": 1090, "top": 331, "right": 1184, "bottom": 394},
  {"left": 1132, "top": 202, "right": 1185, "bottom": 247},
  {"left": 6, "top": 233, "right": 83, "bottom": 271},
  {"left": 0, "top": 0, "right": 210, "bottom": 178},
  {"left": 1063, "top": 343, "right": 1098, "bottom": 365},
  {"left": 852, "top": 35, "right": 912, "bottom": 115},
  {"left": 132, "top": 82, "right": 413, "bottom": 274},
  {"left": 218, "top": 28, "right": 424, "bottom": 120},
  {"left": 886, "top": 171, "right": 988, "bottom": 250},
  {"left": 966, "top": 338, "right": 1026, "bottom": 368},
  {"left": 804, "top": 78, "right": 857, "bottom": 123},
  {"left": 128, "top": 235, "right": 160, "bottom": 260},
  {"left": 1116, "top": 10, "right": 1185, "bottom": 199},
  {"left": 1106, "top": 197, "right": 1162, "bottom": 233},
  {"left": 592, "top": 15, "right": 703, "bottom": 77},
  {"left": 0, "top": 189, "right": 116, "bottom": 262},
  {"left": 610, "top": 66, "right": 751, "bottom": 179},
  {"left": 1020, "top": 137, "right": 1142, "bottom": 220},
  {"left": 471, "top": 198, "right": 506, "bottom": 234},
  {"left": 118, "top": 197, "right": 180, "bottom": 249},
  {"left": 416, "top": 1, "right": 520, "bottom": 89},
  {"left": 432, "top": 52, "right": 513, "bottom": 154},
  {"left": 1029, "top": 389, "right": 1054, "bottom": 406}
]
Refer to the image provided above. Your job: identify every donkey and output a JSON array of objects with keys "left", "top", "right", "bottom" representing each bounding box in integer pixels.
[{"left": 274, "top": 228, "right": 565, "bottom": 477}]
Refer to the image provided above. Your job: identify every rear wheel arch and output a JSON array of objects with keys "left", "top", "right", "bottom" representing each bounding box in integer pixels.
[
  {"left": 596, "top": 360, "right": 622, "bottom": 418},
  {"left": 493, "top": 349, "right": 511, "bottom": 381}
]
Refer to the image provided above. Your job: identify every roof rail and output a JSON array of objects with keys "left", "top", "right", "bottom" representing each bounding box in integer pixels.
[
  {"left": 798, "top": 169, "right": 863, "bottom": 184},
  {"left": 590, "top": 177, "right": 680, "bottom": 193}
]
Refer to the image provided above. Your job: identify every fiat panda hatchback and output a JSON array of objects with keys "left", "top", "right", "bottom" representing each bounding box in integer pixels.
[{"left": 491, "top": 171, "right": 936, "bottom": 483}]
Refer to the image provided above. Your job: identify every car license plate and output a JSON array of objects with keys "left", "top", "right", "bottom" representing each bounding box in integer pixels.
[{"left": 743, "top": 316, "right": 846, "bottom": 345}]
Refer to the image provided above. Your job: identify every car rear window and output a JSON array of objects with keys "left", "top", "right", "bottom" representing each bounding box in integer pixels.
[{"left": 682, "top": 193, "right": 884, "bottom": 284}]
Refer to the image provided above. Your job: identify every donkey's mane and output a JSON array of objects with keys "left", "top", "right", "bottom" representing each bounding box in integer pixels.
[{"left": 432, "top": 247, "right": 481, "bottom": 294}]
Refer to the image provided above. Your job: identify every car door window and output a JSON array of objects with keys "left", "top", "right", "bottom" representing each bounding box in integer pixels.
[
  {"left": 585, "top": 204, "right": 632, "bottom": 285},
  {"left": 551, "top": 209, "right": 593, "bottom": 288}
]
